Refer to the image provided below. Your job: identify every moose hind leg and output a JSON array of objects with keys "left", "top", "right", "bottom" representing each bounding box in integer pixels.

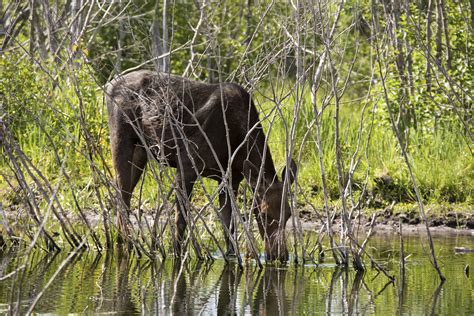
[
  {"left": 111, "top": 136, "right": 136, "bottom": 209},
  {"left": 110, "top": 133, "right": 139, "bottom": 244},
  {"left": 130, "top": 144, "right": 148, "bottom": 194}
]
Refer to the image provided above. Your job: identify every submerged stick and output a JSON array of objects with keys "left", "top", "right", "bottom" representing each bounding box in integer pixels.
[
  {"left": 356, "top": 213, "right": 377, "bottom": 269},
  {"left": 399, "top": 218, "right": 405, "bottom": 276}
]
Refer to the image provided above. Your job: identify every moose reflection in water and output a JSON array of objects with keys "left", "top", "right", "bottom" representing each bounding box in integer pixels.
[
  {"left": 105, "top": 70, "right": 297, "bottom": 262},
  {"left": 170, "top": 262, "right": 304, "bottom": 315}
]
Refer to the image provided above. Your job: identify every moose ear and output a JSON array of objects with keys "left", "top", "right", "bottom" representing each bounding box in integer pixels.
[
  {"left": 243, "top": 160, "right": 264, "bottom": 190},
  {"left": 281, "top": 159, "right": 297, "bottom": 185}
]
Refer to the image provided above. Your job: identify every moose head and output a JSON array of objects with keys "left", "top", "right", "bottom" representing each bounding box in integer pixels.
[{"left": 244, "top": 159, "right": 297, "bottom": 262}]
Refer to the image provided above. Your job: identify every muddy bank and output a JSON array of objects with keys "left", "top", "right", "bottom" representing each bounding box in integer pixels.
[
  {"left": 292, "top": 207, "right": 474, "bottom": 236},
  {"left": 1, "top": 203, "right": 473, "bottom": 239}
]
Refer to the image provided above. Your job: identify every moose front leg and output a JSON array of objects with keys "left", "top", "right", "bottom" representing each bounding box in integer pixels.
[
  {"left": 219, "top": 179, "right": 241, "bottom": 256},
  {"left": 219, "top": 178, "right": 242, "bottom": 256},
  {"left": 174, "top": 171, "right": 196, "bottom": 256}
]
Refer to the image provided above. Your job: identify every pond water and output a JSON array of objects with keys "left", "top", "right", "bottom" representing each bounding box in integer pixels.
[{"left": 0, "top": 234, "right": 473, "bottom": 315}]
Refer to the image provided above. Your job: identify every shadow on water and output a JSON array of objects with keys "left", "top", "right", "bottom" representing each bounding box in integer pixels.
[{"left": 0, "top": 235, "right": 473, "bottom": 314}]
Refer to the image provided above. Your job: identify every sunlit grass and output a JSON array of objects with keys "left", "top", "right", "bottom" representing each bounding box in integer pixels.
[
  {"left": 255, "top": 88, "right": 473, "bottom": 208},
  {"left": 1, "top": 61, "right": 472, "bottom": 218}
]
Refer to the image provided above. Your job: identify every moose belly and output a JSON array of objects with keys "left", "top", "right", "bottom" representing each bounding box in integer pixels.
[{"left": 142, "top": 125, "right": 231, "bottom": 181}]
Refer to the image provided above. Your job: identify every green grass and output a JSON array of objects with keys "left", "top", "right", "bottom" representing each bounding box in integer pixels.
[
  {"left": 255, "top": 88, "right": 473, "bottom": 210},
  {"left": 1, "top": 56, "right": 472, "bottom": 218}
]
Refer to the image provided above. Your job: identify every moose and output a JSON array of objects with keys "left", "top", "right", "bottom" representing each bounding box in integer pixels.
[{"left": 105, "top": 70, "right": 297, "bottom": 262}]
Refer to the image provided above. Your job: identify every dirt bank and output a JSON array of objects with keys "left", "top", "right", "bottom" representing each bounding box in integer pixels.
[
  {"left": 1, "top": 203, "right": 473, "bottom": 238},
  {"left": 292, "top": 207, "right": 474, "bottom": 236}
]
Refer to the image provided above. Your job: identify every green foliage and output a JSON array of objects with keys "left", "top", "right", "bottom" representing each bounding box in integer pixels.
[
  {"left": 373, "top": 0, "right": 473, "bottom": 135},
  {"left": 1, "top": 0, "right": 472, "bottom": 216},
  {"left": 256, "top": 86, "right": 472, "bottom": 207},
  {"left": 1, "top": 53, "right": 108, "bottom": 208}
]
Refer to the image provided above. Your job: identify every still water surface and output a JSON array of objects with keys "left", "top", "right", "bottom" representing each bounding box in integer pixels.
[{"left": 0, "top": 234, "right": 473, "bottom": 314}]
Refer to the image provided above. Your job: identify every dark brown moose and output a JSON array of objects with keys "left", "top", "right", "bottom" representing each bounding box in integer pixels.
[{"left": 105, "top": 70, "right": 297, "bottom": 262}]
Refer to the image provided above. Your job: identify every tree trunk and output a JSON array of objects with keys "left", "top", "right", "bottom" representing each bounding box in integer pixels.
[
  {"left": 1, "top": 4, "right": 30, "bottom": 51},
  {"left": 39, "top": 0, "right": 58, "bottom": 60},
  {"left": 439, "top": 0, "right": 451, "bottom": 69},
  {"left": 114, "top": 0, "right": 125, "bottom": 74},
  {"left": 70, "top": 0, "right": 82, "bottom": 45},
  {"left": 404, "top": 0, "right": 415, "bottom": 96},
  {"left": 33, "top": 2, "right": 47, "bottom": 59},
  {"left": 245, "top": 0, "right": 252, "bottom": 46},
  {"left": 426, "top": 0, "right": 433, "bottom": 93},
  {"left": 435, "top": 0, "right": 443, "bottom": 66},
  {"left": 29, "top": 0, "right": 36, "bottom": 56},
  {"left": 470, "top": 0, "right": 474, "bottom": 33},
  {"left": 392, "top": 0, "right": 407, "bottom": 88},
  {"left": 151, "top": 0, "right": 169, "bottom": 72},
  {"left": 70, "top": 0, "right": 83, "bottom": 64},
  {"left": 162, "top": 0, "right": 170, "bottom": 72}
]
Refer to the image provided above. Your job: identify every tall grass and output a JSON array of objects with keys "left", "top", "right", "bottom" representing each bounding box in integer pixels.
[
  {"left": 256, "top": 89, "right": 473, "bottom": 208},
  {"left": 2, "top": 65, "right": 472, "bottom": 215},
  {"left": 1, "top": 57, "right": 108, "bottom": 212}
]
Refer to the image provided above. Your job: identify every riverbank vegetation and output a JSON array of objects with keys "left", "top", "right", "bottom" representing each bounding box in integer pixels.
[{"left": 1, "top": 1, "right": 472, "bottom": 279}]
